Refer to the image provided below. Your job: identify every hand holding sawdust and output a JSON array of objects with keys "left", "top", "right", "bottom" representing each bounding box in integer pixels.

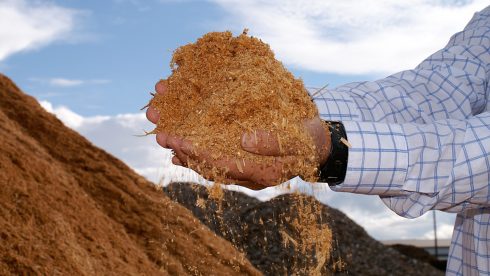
[
  {"left": 147, "top": 80, "right": 331, "bottom": 190},
  {"left": 147, "top": 31, "right": 330, "bottom": 188}
]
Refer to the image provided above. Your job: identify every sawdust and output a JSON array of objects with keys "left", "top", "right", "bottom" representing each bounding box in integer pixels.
[
  {"left": 165, "top": 183, "right": 445, "bottom": 276},
  {"left": 0, "top": 74, "right": 260, "bottom": 276},
  {"left": 150, "top": 30, "right": 320, "bottom": 184},
  {"left": 149, "top": 31, "right": 332, "bottom": 274}
]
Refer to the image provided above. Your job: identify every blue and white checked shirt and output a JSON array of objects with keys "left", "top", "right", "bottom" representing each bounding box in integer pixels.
[{"left": 314, "top": 6, "right": 490, "bottom": 275}]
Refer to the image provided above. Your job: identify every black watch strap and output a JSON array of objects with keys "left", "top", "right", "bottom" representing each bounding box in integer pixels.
[{"left": 319, "top": 121, "right": 349, "bottom": 186}]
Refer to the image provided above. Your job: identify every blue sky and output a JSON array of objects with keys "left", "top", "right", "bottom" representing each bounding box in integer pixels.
[
  {"left": 2, "top": 0, "right": 489, "bottom": 241},
  {"left": 3, "top": 0, "right": 486, "bottom": 116},
  {"left": 2, "top": 0, "right": 369, "bottom": 116}
]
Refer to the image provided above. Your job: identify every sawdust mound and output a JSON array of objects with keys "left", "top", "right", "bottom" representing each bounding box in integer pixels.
[
  {"left": 151, "top": 31, "right": 320, "bottom": 182},
  {"left": 0, "top": 74, "right": 260, "bottom": 276},
  {"left": 164, "top": 183, "right": 444, "bottom": 276},
  {"left": 391, "top": 244, "right": 446, "bottom": 271}
]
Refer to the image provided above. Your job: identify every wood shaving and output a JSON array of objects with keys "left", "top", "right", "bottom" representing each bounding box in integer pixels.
[{"left": 150, "top": 31, "right": 320, "bottom": 183}]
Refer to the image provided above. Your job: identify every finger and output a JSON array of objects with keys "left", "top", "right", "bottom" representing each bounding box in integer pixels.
[
  {"left": 166, "top": 135, "right": 191, "bottom": 166},
  {"left": 172, "top": 148, "right": 190, "bottom": 167},
  {"left": 146, "top": 106, "right": 160, "bottom": 124},
  {"left": 180, "top": 143, "right": 249, "bottom": 180},
  {"left": 155, "top": 79, "right": 167, "bottom": 95},
  {"left": 171, "top": 156, "right": 183, "bottom": 166},
  {"left": 304, "top": 117, "right": 330, "bottom": 165},
  {"left": 156, "top": 132, "right": 169, "bottom": 148},
  {"left": 167, "top": 135, "right": 183, "bottom": 152},
  {"left": 247, "top": 156, "right": 298, "bottom": 186},
  {"left": 221, "top": 179, "right": 267, "bottom": 191},
  {"left": 181, "top": 142, "right": 295, "bottom": 186},
  {"left": 241, "top": 130, "right": 282, "bottom": 156}
]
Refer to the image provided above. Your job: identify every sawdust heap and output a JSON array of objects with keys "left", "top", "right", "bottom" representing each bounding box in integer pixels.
[
  {"left": 151, "top": 31, "right": 320, "bottom": 183},
  {"left": 0, "top": 74, "right": 260, "bottom": 276}
]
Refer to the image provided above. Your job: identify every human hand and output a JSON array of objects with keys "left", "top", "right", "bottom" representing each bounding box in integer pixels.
[{"left": 146, "top": 80, "right": 331, "bottom": 190}]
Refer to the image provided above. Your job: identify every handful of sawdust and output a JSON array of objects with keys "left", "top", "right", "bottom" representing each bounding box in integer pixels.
[{"left": 150, "top": 31, "right": 320, "bottom": 183}]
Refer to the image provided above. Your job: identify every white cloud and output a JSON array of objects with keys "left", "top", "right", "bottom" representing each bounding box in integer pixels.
[
  {"left": 48, "top": 78, "right": 111, "bottom": 87},
  {"left": 423, "top": 222, "right": 455, "bottom": 240},
  {"left": 39, "top": 100, "right": 85, "bottom": 128},
  {"left": 212, "top": 0, "right": 489, "bottom": 75},
  {"left": 0, "top": 0, "right": 79, "bottom": 61},
  {"left": 29, "top": 77, "right": 111, "bottom": 87},
  {"left": 39, "top": 100, "right": 110, "bottom": 129},
  {"left": 49, "top": 78, "right": 84, "bottom": 87}
]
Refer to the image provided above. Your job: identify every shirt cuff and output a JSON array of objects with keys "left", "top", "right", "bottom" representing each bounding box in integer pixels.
[{"left": 329, "top": 121, "right": 409, "bottom": 196}]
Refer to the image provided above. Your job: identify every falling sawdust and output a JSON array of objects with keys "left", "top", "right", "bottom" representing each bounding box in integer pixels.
[
  {"left": 169, "top": 184, "right": 334, "bottom": 275},
  {"left": 150, "top": 30, "right": 320, "bottom": 184},
  {"left": 281, "top": 193, "right": 332, "bottom": 275},
  {"left": 150, "top": 30, "right": 333, "bottom": 274}
]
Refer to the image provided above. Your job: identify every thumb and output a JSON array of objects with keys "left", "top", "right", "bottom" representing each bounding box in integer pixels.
[{"left": 241, "top": 130, "right": 283, "bottom": 156}]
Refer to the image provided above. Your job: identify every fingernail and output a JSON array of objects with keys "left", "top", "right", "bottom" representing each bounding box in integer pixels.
[
  {"left": 172, "top": 156, "right": 182, "bottom": 165},
  {"left": 241, "top": 132, "right": 257, "bottom": 150},
  {"left": 181, "top": 141, "right": 192, "bottom": 155},
  {"left": 156, "top": 133, "right": 167, "bottom": 148},
  {"left": 156, "top": 80, "right": 167, "bottom": 94}
]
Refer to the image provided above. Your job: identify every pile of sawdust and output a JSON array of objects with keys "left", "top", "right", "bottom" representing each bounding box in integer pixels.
[
  {"left": 0, "top": 74, "right": 260, "bottom": 276},
  {"left": 164, "top": 183, "right": 445, "bottom": 276},
  {"left": 150, "top": 30, "right": 320, "bottom": 183}
]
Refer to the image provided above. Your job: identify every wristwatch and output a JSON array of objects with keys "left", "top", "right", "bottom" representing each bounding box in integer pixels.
[{"left": 318, "top": 121, "right": 349, "bottom": 186}]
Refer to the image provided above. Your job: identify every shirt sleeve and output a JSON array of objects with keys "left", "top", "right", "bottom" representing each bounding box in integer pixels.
[
  {"left": 313, "top": 6, "right": 490, "bottom": 218},
  {"left": 336, "top": 117, "right": 490, "bottom": 217}
]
